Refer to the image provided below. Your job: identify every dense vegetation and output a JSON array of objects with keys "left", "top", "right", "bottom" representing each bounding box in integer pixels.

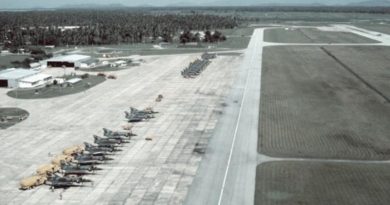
[
  {"left": 0, "top": 10, "right": 237, "bottom": 49},
  {"left": 1, "top": 6, "right": 389, "bottom": 50},
  {"left": 179, "top": 30, "right": 226, "bottom": 44}
]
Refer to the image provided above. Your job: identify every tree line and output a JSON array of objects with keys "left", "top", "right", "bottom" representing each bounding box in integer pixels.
[
  {"left": 179, "top": 30, "right": 226, "bottom": 44},
  {"left": 0, "top": 10, "right": 238, "bottom": 49}
]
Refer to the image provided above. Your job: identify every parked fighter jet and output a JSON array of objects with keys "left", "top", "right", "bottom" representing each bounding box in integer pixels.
[
  {"left": 125, "top": 107, "right": 155, "bottom": 122},
  {"left": 62, "top": 168, "right": 93, "bottom": 176},
  {"left": 103, "top": 128, "right": 134, "bottom": 139},
  {"left": 125, "top": 111, "right": 146, "bottom": 122},
  {"left": 47, "top": 174, "right": 91, "bottom": 189},
  {"left": 60, "top": 161, "right": 98, "bottom": 172},
  {"left": 84, "top": 142, "right": 116, "bottom": 153},
  {"left": 83, "top": 150, "right": 108, "bottom": 157},
  {"left": 93, "top": 135, "right": 122, "bottom": 145},
  {"left": 130, "top": 107, "right": 157, "bottom": 115},
  {"left": 72, "top": 153, "right": 107, "bottom": 166},
  {"left": 102, "top": 129, "right": 131, "bottom": 143},
  {"left": 182, "top": 59, "right": 210, "bottom": 78}
]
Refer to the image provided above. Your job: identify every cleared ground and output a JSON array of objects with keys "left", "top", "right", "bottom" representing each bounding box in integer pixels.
[
  {"left": 264, "top": 28, "right": 378, "bottom": 43},
  {"left": 259, "top": 46, "right": 390, "bottom": 160},
  {"left": 0, "top": 53, "right": 241, "bottom": 204},
  {"left": 255, "top": 161, "right": 390, "bottom": 205}
]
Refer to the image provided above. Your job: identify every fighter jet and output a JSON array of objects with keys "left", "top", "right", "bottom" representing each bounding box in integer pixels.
[
  {"left": 72, "top": 153, "right": 108, "bottom": 166},
  {"left": 130, "top": 107, "right": 157, "bottom": 115},
  {"left": 47, "top": 174, "right": 91, "bottom": 189},
  {"left": 103, "top": 128, "right": 134, "bottom": 139},
  {"left": 83, "top": 150, "right": 108, "bottom": 157},
  {"left": 181, "top": 59, "right": 210, "bottom": 78},
  {"left": 102, "top": 129, "right": 131, "bottom": 143},
  {"left": 60, "top": 161, "right": 98, "bottom": 172},
  {"left": 125, "top": 111, "right": 146, "bottom": 122},
  {"left": 84, "top": 142, "right": 116, "bottom": 153},
  {"left": 125, "top": 107, "right": 155, "bottom": 122},
  {"left": 93, "top": 135, "right": 122, "bottom": 145}
]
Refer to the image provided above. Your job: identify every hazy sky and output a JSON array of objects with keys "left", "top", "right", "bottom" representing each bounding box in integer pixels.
[{"left": 0, "top": 0, "right": 369, "bottom": 9}]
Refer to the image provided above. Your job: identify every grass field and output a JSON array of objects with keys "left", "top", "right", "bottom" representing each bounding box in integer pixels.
[
  {"left": 7, "top": 75, "right": 106, "bottom": 99},
  {"left": 219, "top": 27, "right": 255, "bottom": 37},
  {"left": 259, "top": 46, "right": 390, "bottom": 160},
  {"left": 255, "top": 161, "right": 390, "bottom": 205},
  {"left": 354, "top": 22, "right": 390, "bottom": 35},
  {"left": 235, "top": 12, "right": 390, "bottom": 24},
  {"left": 55, "top": 27, "right": 253, "bottom": 58},
  {"left": 323, "top": 46, "right": 390, "bottom": 98},
  {"left": 264, "top": 28, "right": 379, "bottom": 43},
  {"left": 0, "top": 108, "right": 29, "bottom": 129}
]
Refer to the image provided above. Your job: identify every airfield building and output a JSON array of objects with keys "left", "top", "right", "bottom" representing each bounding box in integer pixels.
[
  {"left": 0, "top": 69, "right": 38, "bottom": 88},
  {"left": 18, "top": 73, "right": 53, "bottom": 89},
  {"left": 42, "top": 54, "right": 91, "bottom": 68}
]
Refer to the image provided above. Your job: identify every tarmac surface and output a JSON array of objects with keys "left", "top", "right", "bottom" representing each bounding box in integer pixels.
[{"left": 0, "top": 54, "right": 242, "bottom": 204}]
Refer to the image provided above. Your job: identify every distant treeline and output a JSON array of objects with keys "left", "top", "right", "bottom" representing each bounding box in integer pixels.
[
  {"left": 233, "top": 6, "right": 390, "bottom": 14},
  {"left": 0, "top": 10, "right": 238, "bottom": 48},
  {"left": 157, "top": 6, "right": 390, "bottom": 14}
]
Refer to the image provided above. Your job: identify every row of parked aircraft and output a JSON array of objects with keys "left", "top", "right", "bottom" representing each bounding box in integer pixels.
[{"left": 20, "top": 106, "right": 159, "bottom": 191}]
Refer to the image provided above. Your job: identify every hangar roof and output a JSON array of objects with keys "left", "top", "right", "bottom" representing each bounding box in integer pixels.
[
  {"left": 20, "top": 73, "right": 52, "bottom": 83},
  {"left": 46, "top": 54, "right": 91, "bottom": 63}
]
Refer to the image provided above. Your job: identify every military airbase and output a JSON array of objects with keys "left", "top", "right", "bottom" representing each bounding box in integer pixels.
[
  {"left": 0, "top": 10, "right": 390, "bottom": 205},
  {"left": 0, "top": 51, "right": 241, "bottom": 204}
]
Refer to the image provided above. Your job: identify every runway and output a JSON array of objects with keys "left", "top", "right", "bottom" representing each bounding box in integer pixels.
[{"left": 185, "top": 24, "right": 390, "bottom": 205}]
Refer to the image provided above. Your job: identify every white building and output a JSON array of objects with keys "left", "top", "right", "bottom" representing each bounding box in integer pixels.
[
  {"left": 29, "top": 62, "right": 42, "bottom": 69},
  {"left": 110, "top": 60, "right": 127, "bottom": 67},
  {"left": 41, "top": 54, "right": 91, "bottom": 69},
  {"left": 0, "top": 69, "right": 38, "bottom": 88},
  {"left": 66, "top": 78, "right": 82, "bottom": 85},
  {"left": 79, "top": 59, "right": 99, "bottom": 69},
  {"left": 18, "top": 73, "right": 53, "bottom": 88}
]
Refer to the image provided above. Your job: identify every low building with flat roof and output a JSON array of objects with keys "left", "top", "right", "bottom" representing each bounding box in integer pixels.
[
  {"left": 0, "top": 69, "right": 38, "bottom": 88},
  {"left": 18, "top": 73, "right": 53, "bottom": 88}
]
